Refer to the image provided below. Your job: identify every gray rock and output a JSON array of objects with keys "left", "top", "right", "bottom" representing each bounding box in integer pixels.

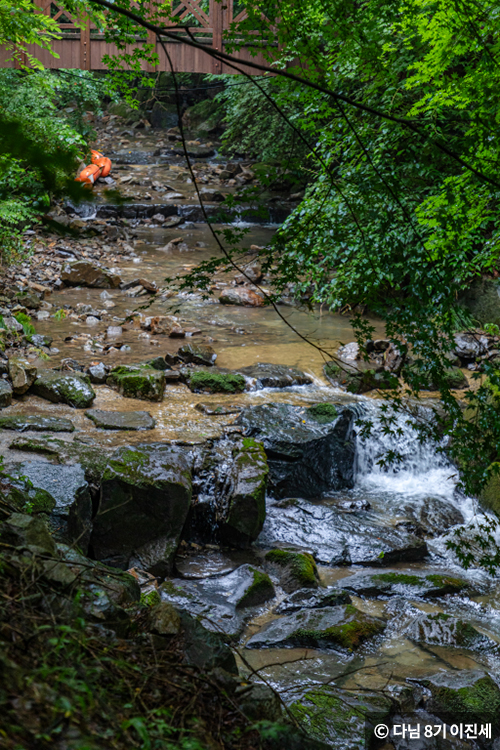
[
  {"left": 177, "top": 343, "right": 217, "bottom": 366},
  {"left": 91, "top": 443, "right": 192, "bottom": 575},
  {"left": 61, "top": 260, "right": 122, "bottom": 289},
  {"left": 236, "top": 403, "right": 355, "bottom": 498},
  {"left": 149, "top": 602, "right": 181, "bottom": 636},
  {"left": 180, "top": 610, "right": 237, "bottom": 674},
  {"left": 8, "top": 357, "right": 37, "bottom": 395},
  {"left": 13, "top": 462, "right": 92, "bottom": 553},
  {"left": 453, "top": 331, "right": 489, "bottom": 361},
  {"left": 0, "top": 512, "right": 56, "bottom": 555},
  {"left": 237, "top": 363, "right": 312, "bottom": 390},
  {"left": 160, "top": 565, "right": 274, "bottom": 639},
  {"left": 218, "top": 439, "right": 269, "bottom": 548},
  {"left": 0, "top": 379, "right": 13, "bottom": 408},
  {"left": 247, "top": 604, "right": 385, "bottom": 649},
  {"left": 28, "top": 333, "right": 53, "bottom": 348},
  {"left": 275, "top": 587, "right": 352, "bottom": 614},
  {"left": 236, "top": 683, "right": 282, "bottom": 723},
  {"left": 259, "top": 496, "right": 428, "bottom": 566},
  {"left": 87, "top": 362, "right": 108, "bottom": 384},
  {"left": 0, "top": 415, "right": 75, "bottom": 432},
  {"left": 405, "top": 612, "right": 499, "bottom": 652},
  {"left": 195, "top": 402, "right": 243, "bottom": 415},
  {"left": 85, "top": 409, "right": 155, "bottom": 431},
  {"left": 32, "top": 370, "right": 96, "bottom": 408}
]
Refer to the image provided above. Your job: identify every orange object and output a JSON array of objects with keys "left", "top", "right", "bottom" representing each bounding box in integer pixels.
[
  {"left": 91, "top": 149, "right": 112, "bottom": 178},
  {"left": 75, "top": 163, "right": 103, "bottom": 186}
]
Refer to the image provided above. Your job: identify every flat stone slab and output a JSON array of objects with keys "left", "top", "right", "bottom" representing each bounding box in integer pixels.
[
  {"left": 0, "top": 415, "right": 75, "bottom": 432},
  {"left": 85, "top": 409, "right": 155, "bottom": 431}
]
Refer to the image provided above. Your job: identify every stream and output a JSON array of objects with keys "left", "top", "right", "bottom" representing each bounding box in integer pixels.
[{"left": 3, "top": 127, "right": 500, "bottom": 748}]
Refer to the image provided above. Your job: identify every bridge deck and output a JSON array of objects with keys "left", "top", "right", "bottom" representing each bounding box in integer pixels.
[{"left": 1, "top": 1, "right": 273, "bottom": 74}]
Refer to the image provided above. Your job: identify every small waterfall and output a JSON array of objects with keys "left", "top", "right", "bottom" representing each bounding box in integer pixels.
[{"left": 354, "top": 402, "right": 458, "bottom": 501}]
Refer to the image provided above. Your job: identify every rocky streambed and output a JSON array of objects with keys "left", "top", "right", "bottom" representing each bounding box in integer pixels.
[{"left": 0, "top": 121, "right": 500, "bottom": 749}]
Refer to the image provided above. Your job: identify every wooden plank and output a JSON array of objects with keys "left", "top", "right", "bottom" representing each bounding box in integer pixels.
[
  {"left": 210, "top": 0, "right": 223, "bottom": 74},
  {"left": 80, "top": 18, "right": 91, "bottom": 70}
]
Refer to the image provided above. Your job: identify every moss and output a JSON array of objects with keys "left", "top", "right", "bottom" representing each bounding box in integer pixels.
[
  {"left": 161, "top": 580, "right": 193, "bottom": 599},
  {"left": 265, "top": 549, "right": 319, "bottom": 587},
  {"left": 140, "top": 590, "right": 161, "bottom": 608},
  {"left": 107, "top": 366, "right": 166, "bottom": 402},
  {"left": 236, "top": 568, "right": 274, "bottom": 609},
  {"left": 373, "top": 572, "right": 424, "bottom": 586},
  {"left": 425, "top": 674, "right": 500, "bottom": 717},
  {"left": 9, "top": 437, "right": 61, "bottom": 459},
  {"left": 306, "top": 403, "right": 338, "bottom": 424},
  {"left": 324, "top": 361, "right": 396, "bottom": 394},
  {"left": 290, "top": 690, "right": 362, "bottom": 739},
  {"left": 425, "top": 574, "right": 467, "bottom": 591},
  {"left": 6, "top": 484, "right": 56, "bottom": 514},
  {"left": 187, "top": 370, "right": 246, "bottom": 394}
]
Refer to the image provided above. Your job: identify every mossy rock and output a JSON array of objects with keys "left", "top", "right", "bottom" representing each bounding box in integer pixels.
[
  {"left": 403, "top": 364, "right": 468, "bottom": 391},
  {"left": 185, "top": 369, "right": 246, "bottom": 394},
  {"left": 32, "top": 370, "right": 96, "bottom": 408},
  {"left": 107, "top": 365, "right": 166, "bottom": 402},
  {"left": 247, "top": 603, "right": 385, "bottom": 650},
  {"left": 306, "top": 403, "right": 338, "bottom": 424},
  {"left": 4, "top": 480, "right": 56, "bottom": 515},
  {"left": 265, "top": 549, "right": 319, "bottom": 592},
  {"left": 92, "top": 443, "right": 192, "bottom": 575},
  {"left": 0, "top": 415, "right": 75, "bottom": 433},
  {"left": 219, "top": 439, "right": 269, "bottom": 548},
  {"left": 416, "top": 670, "right": 500, "bottom": 731},
  {"left": 0, "top": 379, "right": 12, "bottom": 408},
  {"left": 235, "top": 567, "right": 275, "bottom": 609},
  {"left": 290, "top": 686, "right": 391, "bottom": 749}
]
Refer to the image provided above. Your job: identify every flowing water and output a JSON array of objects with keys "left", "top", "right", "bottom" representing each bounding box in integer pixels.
[{"left": 5, "top": 131, "right": 500, "bottom": 745}]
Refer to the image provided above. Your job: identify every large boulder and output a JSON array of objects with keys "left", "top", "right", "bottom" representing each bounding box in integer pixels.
[
  {"left": 91, "top": 444, "right": 192, "bottom": 575},
  {"left": 0, "top": 380, "right": 13, "bottom": 408},
  {"left": 106, "top": 365, "right": 166, "bottom": 401},
  {"left": 323, "top": 341, "right": 401, "bottom": 393},
  {"left": 160, "top": 564, "right": 274, "bottom": 639},
  {"left": 237, "top": 363, "right": 313, "bottom": 390},
  {"left": 247, "top": 603, "right": 385, "bottom": 649},
  {"left": 61, "top": 260, "right": 121, "bottom": 289},
  {"left": 8, "top": 358, "right": 37, "bottom": 395},
  {"left": 180, "top": 611, "right": 238, "bottom": 674},
  {"left": 32, "top": 370, "right": 96, "bottom": 408},
  {"left": 12, "top": 462, "right": 92, "bottom": 553},
  {"left": 259, "top": 495, "right": 428, "bottom": 566},
  {"left": 236, "top": 403, "right": 355, "bottom": 498},
  {"left": 218, "top": 438, "right": 269, "bottom": 548}
]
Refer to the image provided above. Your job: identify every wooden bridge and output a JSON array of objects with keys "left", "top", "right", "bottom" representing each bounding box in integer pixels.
[{"left": 2, "top": 1, "right": 272, "bottom": 74}]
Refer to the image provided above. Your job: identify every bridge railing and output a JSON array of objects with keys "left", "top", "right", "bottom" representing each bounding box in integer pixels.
[{"left": 3, "top": 0, "right": 274, "bottom": 74}]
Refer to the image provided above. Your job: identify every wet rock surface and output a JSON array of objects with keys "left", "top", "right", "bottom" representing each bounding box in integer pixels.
[
  {"left": 237, "top": 403, "right": 356, "bottom": 498},
  {"left": 85, "top": 408, "right": 155, "bottom": 430},
  {"left": 246, "top": 603, "right": 386, "bottom": 650},
  {"left": 258, "top": 496, "right": 428, "bottom": 565},
  {"left": 0, "top": 414, "right": 75, "bottom": 432},
  {"left": 106, "top": 364, "right": 166, "bottom": 401},
  {"left": 0, "top": 379, "right": 12, "bottom": 407},
  {"left": 32, "top": 370, "right": 96, "bottom": 408},
  {"left": 91, "top": 443, "right": 192, "bottom": 575},
  {"left": 160, "top": 564, "right": 275, "bottom": 639},
  {"left": 11, "top": 461, "right": 92, "bottom": 552},
  {"left": 237, "top": 363, "right": 313, "bottom": 390}
]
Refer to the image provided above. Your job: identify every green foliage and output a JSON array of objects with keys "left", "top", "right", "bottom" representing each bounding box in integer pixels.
[
  {"left": 0, "top": 69, "right": 91, "bottom": 261},
  {"left": 13, "top": 312, "right": 35, "bottom": 336}
]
